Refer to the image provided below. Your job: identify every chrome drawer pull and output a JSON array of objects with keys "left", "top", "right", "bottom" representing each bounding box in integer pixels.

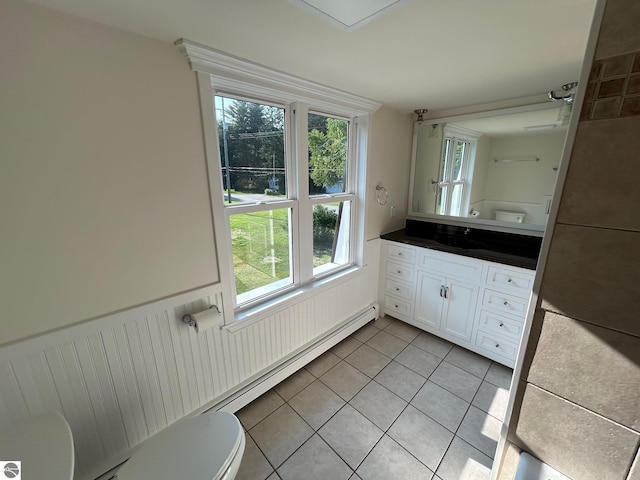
[
  {"left": 499, "top": 323, "right": 504, "bottom": 327},
  {"left": 503, "top": 301, "right": 509, "bottom": 306},
  {"left": 507, "top": 278, "right": 513, "bottom": 283},
  {"left": 495, "top": 344, "right": 500, "bottom": 348}
]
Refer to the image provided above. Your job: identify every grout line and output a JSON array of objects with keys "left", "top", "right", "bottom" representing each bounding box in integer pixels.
[{"left": 241, "top": 323, "right": 511, "bottom": 479}]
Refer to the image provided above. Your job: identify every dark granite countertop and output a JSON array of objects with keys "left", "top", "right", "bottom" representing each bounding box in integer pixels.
[{"left": 381, "top": 220, "right": 542, "bottom": 270}]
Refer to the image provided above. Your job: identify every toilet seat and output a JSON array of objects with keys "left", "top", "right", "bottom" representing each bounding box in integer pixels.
[
  {"left": 116, "top": 411, "right": 244, "bottom": 480},
  {"left": 0, "top": 411, "right": 74, "bottom": 480}
]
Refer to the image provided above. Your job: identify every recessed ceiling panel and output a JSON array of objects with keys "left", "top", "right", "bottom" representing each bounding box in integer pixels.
[{"left": 291, "top": 0, "right": 406, "bottom": 31}]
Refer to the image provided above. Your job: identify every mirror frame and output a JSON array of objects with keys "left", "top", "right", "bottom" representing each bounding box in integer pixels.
[{"left": 407, "top": 101, "right": 566, "bottom": 236}]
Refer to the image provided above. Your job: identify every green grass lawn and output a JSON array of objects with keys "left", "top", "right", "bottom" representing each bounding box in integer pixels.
[
  {"left": 229, "top": 209, "right": 291, "bottom": 295},
  {"left": 229, "top": 206, "right": 335, "bottom": 295}
]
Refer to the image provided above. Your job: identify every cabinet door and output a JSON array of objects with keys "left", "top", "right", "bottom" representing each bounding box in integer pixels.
[
  {"left": 415, "top": 271, "right": 445, "bottom": 329},
  {"left": 441, "top": 280, "right": 478, "bottom": 342}
]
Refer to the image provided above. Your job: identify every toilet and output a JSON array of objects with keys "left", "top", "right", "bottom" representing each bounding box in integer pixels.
[
  {"left": 0, "top": 409, "right": 245, "bottom": 480},
  {"left": 495, "top": 210, "right": 526, "bottom": 223}
]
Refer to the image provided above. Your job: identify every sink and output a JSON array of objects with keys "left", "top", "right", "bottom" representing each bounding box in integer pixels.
[{"left": 433, "top": 234, "right": 487, "bottom": 250}]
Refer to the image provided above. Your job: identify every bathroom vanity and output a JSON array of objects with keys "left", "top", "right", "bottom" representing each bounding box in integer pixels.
[{"left": 379, "top": 220, "right": 542, "bottom": 367}]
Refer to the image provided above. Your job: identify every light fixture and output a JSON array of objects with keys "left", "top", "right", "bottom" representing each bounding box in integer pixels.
[
  {"left": 414, "top": 108, "right": 429, "bottom": 124},
  {"left": 290, "top": 0, "right": 408, "bottom": 31}
]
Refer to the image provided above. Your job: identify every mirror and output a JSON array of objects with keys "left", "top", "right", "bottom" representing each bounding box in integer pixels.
[{"left": 409, "top": 103, "right": 571, "bottom": 232}]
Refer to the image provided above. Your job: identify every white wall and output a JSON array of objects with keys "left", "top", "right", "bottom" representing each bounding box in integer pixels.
[
  {"left": 483, "top": 131, "right": 565, "bottom": 203},
  {"left": 366, "top": 106, "right": 414, "bottom": 239},
  {"left": 469, "top": 135, "right": 491, "bottom": 204},
  {"left": 0, "top": 0, "right": 217, "bottom": 344},
  {"left": 411, "top": 124, "right": 443, "bottom": 214}
]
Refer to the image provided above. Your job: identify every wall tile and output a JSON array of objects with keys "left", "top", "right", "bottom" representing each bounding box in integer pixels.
[
  {"left": 621, "top": 96, "right": 640, "bottom": 116},
  {"left": 598, "top": 78, "right": 626, "bottom": 97},
  {"left": 592, "top": 97, "right": 620, "bottom": 118},
  {"left": 527, "top": 311, "right": 640, "bottom": 429},
  {"left": 540, "top": 225, "right": 640, "bottom": 336},
  {"left": 595, "top": 0, "right": 640, "bottom": 60},
  {"left": 557, "top": 116, "right": 640, "bottom": 230},
  {"left": 626, "top": 75, "right": 640, "bottom": 94},
  {"left": 602, "top": 54, "right": 633, "bottom": 78},
  {"left": 513, "top": 384, "right": 639, "bottom": 480}
]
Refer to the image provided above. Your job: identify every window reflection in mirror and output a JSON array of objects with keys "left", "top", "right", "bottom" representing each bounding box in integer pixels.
[{"left": 410, "top": 104, "right": 569, "bottom": 229}]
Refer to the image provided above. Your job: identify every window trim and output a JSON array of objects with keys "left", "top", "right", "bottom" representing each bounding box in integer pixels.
[
  {"left": 436, "top": 125, "right": 480, "bottom": 217},
  {"left": 180, "top": 40, "right": 380, "bottom": 325}
]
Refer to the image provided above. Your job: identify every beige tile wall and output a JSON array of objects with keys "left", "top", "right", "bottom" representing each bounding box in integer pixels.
[{"left": 503, "top": 0, "right": 640, "bottom": 478}]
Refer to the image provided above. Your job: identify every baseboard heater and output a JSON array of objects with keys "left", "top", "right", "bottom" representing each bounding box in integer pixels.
[
  {"left": 210, "top": 303, "right": 378, "bottom": 414},
  {"left": 93, "top": 303, "right": 377, "bottom": 480}
]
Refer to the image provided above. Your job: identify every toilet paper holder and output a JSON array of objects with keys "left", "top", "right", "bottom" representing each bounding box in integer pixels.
[{"left": 182, "top": 305, "right": 221, "bottom": 328}]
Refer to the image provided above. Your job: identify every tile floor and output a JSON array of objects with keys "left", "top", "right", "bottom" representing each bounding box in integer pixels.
[{"left": 235, "top": 316, "right": 513, "bottom": 480}]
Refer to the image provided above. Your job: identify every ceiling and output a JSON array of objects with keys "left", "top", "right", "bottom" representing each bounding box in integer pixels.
[{"left": 25, "top": 0, "right": 599, "bottom": 113}]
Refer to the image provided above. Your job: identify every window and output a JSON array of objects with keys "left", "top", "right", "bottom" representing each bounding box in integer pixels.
[
  {"left": 215, "top": 97, "right": 358, "bottom": 309},
  {"left": 435, "top": 127, "right": 477, "bottom": 217},
  {"left": 215, "top": 96, "right": 293, "bottom": 304},
  {"left": 308, "top": 113, "right": 353, "bottom": 275},
  {"left": 178, "top": 39, "right": 379, "bottom": 320}
]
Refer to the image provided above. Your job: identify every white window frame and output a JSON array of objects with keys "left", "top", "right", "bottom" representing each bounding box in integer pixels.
[
  {"left": 177, "top": 40, "right": 380, "bottom": 326},
  {"left": 436, "top": 125, "right": 480, "bottom": 216}
]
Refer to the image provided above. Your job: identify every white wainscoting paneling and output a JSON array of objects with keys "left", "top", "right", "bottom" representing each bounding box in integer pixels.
[{"left": 0, "top": 244, "right": 379, "bottom": 479}]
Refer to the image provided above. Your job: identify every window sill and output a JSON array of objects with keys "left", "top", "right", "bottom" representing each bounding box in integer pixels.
[{"left": 223, "top": 265, "right": 364, "bottom": 333}]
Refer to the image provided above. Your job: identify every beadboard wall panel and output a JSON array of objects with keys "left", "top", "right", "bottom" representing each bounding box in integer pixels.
[{"left": 0, "top": 248, "right": 379, "bottom": 479}]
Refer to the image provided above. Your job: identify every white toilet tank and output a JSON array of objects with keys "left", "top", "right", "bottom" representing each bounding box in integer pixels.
[{"left": 495, "top": 210, "right": 526, "bottom": 223}]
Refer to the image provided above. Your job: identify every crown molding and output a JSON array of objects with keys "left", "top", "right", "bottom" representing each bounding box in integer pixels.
[{"left": 176, "top": 39, "right": 381, "bottom": 116}]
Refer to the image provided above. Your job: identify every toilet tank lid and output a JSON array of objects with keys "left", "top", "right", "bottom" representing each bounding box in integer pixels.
[
  {"left": 116, "top": 411, "right": 243, "bottom": 480},
  {"left": 0, "top": 411, "right": 74, "bottom": 480}
]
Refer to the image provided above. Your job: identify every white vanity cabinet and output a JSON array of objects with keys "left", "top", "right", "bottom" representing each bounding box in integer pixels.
[
  {"left": 379, "top": 240, "right": 535, "bottom": 367},
  {"left": 382, "top": 243, "right": 417, "bottom": 322},
  {"left": 414, "top": 250, "right": 482, "bottom": 343}
]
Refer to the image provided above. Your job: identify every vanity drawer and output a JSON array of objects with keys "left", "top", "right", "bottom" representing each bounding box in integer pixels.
[
  {"left": 387, "top": 243, "right": 416, "bottom": 265},
  {"left": 384, "top": 294, "right": 413, "bottom": 319},
  {"left": 486, "top": 266, "right": 534, "bottom": 297},
  {"left": 385, "top": 278, "right": 415, "bottom": 300},
  {"left": 474, "top": 330, "right": 519, "bottom": 363},
  {"left": 482, "top": 289, "right": 529, "bottom": 317},
  {"left": 477, "top": 309, "right": 524, "bottom": 341},
  {"left": 386, "top": 261, "right": 416, "bottom": 283},
  {"left": 418, "top": 250, "right": 483, "bottom": 283}
]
